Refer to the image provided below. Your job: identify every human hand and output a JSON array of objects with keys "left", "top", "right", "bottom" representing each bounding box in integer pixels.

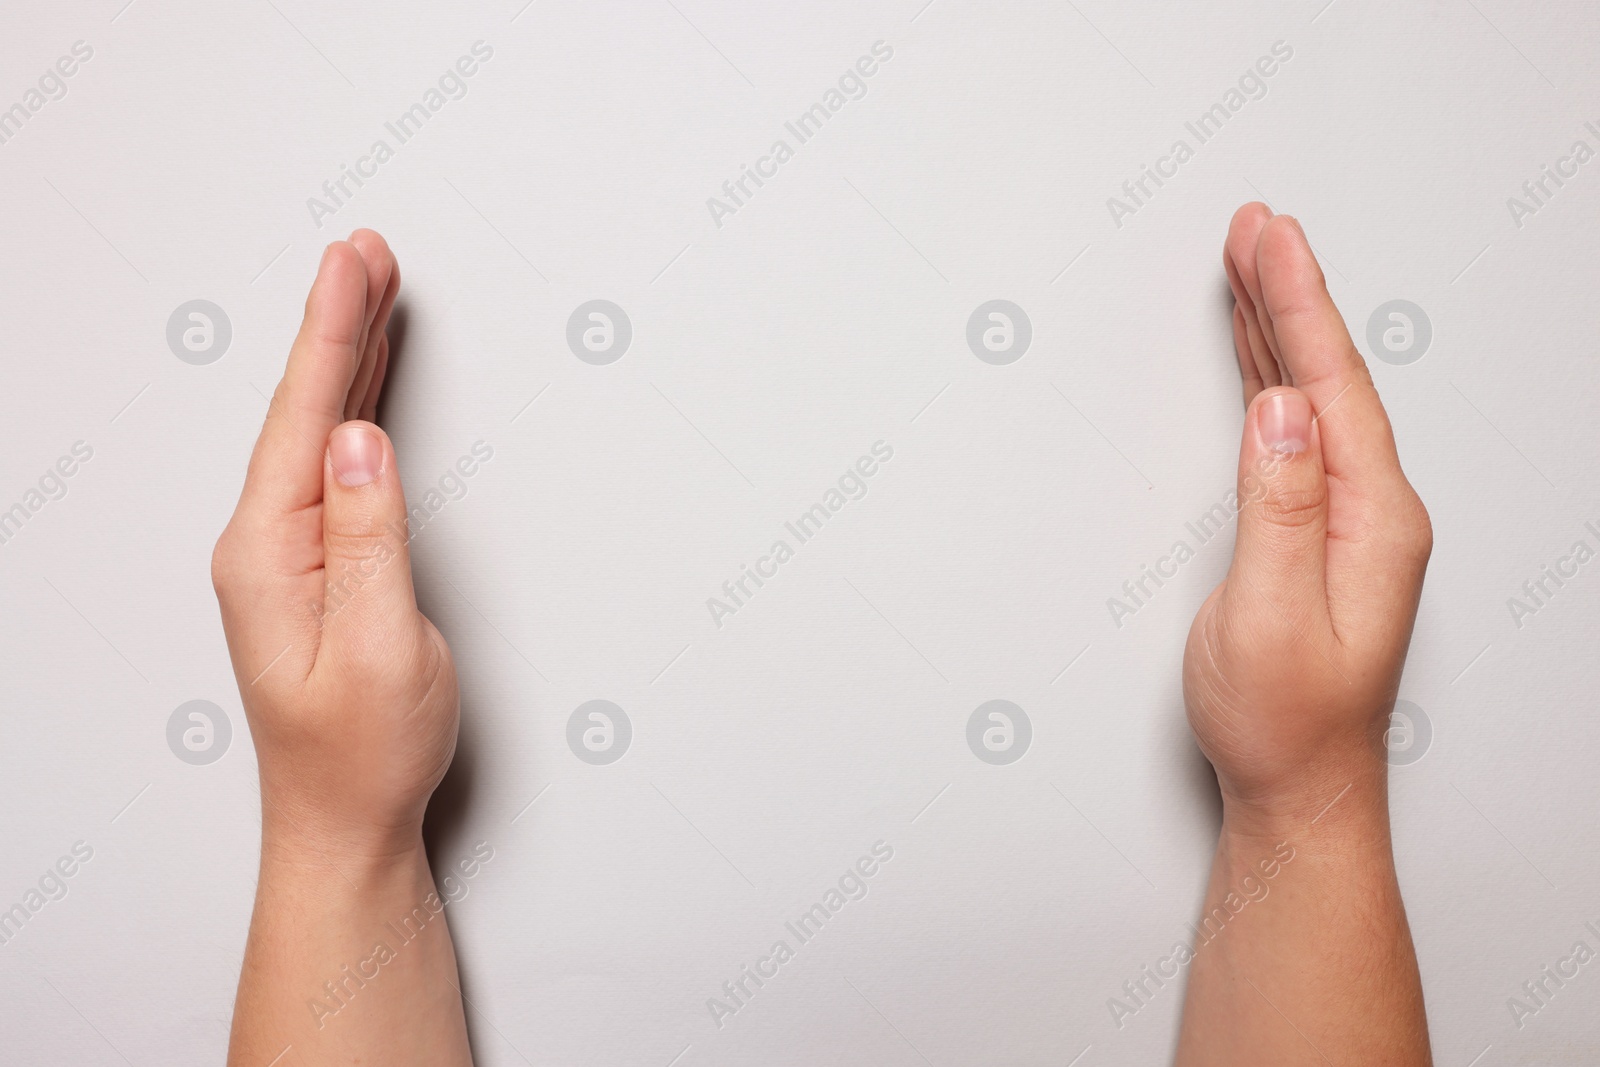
[
  {"left": 211, "top": 233, "right": 459, "bottom": 859},
  {"left": 1182, "top": 203, "right": 1433, "bottom": 831}
]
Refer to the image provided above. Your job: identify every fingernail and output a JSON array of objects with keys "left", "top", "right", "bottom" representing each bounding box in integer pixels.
[
  {"left": 1260, "top": 392, "right": 1311, "bottom": 454},
  {"left": 329, "top": 424, "right": 382, "bottom": 486}
]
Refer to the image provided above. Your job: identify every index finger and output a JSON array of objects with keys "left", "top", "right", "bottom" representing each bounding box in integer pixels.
[
  {"left": 1254, "top": 216, "right": 1408, "bottom": 493},
  {"left": 235, "top": 241, "right": 370, "bottom": 527}
]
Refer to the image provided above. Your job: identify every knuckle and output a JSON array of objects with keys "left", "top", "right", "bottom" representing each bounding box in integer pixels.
[
  {"left": 321, "top": 521, "right": 405, "bottom": 603},
  {"left": 1354, "top": 486, "right": 1432, "bottom": 567},
  {"left": 322, "top": 517, "right": 399, "bottom": 562},
  {"left": 1347, "top": 354, "right": 1376, "bottom": 392},
  {"left": 210, "top": 528, "right": 244, "bottom": 596},
  {"left": 1258, "top": 479, "right": 1327, "bottom": 529},
  {"left": 1395, "top": 493, "right": 1434, "bottom": 561}
]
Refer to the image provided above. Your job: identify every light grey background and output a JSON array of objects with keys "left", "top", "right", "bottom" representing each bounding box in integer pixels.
[{"left": 2, "top": 1, "right": 1598, "bottom": 1063}]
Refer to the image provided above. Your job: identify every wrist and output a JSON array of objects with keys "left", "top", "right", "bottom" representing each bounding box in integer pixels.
[
  {"left": 259, "top": 798, "right": 428, "bottom": 879},
  {"left": 1218, "top": 756, "right": 1392, "bottom": 853},
  {"left": 260, "top": 825, "right": 427, "bottom": 886}
]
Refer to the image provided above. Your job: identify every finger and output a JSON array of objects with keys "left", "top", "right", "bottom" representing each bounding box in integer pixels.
[
  {"left": 345, "top": 230, "right": 398, "bottom": 422},
  {"left": 358, "top": 334, "right": 390, "bottom": 424},
  {"left": 1222, "top": 207, "right": 1286, "bottom": 391},
  {"left": 351, "top": 257, "right": 398, "bottom": 422},
  {"left": 1242, "top": 304, "right": 1282, "bottom": 392},
  {"left": 1225, "top": 202, "right": 1283, "bottom": 374},
  {"left": 1224, "top": 387, "right": 1329, "bottom": 623},
  {"left": 319, "top": 421, "right": 418, "bottom": 646},
  {"left": 1253, "top": 216, "right": 1408, "bottom": 489},
  {"left": 1233, "top": 305, "right": 1265, "bottom": 406},
  {"left": 1223, "top": 202, "right": 1270, "bottom": 314},
  {"left": 236, "top": 243, "right": 370, "bottom": 524}
]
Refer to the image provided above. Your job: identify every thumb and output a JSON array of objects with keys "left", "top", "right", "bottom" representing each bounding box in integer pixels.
[
  {"left": 1225, "top": 387, "right": 1328, "bottom": 619},
  {"left": 319, "top": 421, "right": 418, "bottom": 642}
]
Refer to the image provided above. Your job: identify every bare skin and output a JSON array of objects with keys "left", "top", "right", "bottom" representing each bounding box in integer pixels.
[
  {"left": 208, "top": 214, "right": 1429, "bottom": 1065},
  {"left": 1174, "top": 204, "right": 1433, "bottom": 1065},
  {"left": 213, "top": 234, "right": 473, "bottom": 1067}
]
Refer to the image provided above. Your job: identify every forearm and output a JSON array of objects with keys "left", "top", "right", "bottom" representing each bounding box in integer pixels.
[
  {"left": 1175, "top": 775, "right": 1430, "bottom": 1066},
  {"left": 227, "top": 823, "right": 473, "bottom": 1067}
]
